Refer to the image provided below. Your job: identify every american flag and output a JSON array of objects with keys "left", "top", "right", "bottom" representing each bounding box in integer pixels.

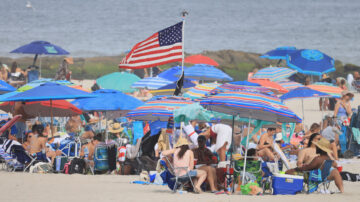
[{"left": 119, "top": 22, "right": 183, "bottom": 69}]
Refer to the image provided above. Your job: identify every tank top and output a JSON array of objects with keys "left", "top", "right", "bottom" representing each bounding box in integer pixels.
[{"left": 337, "top": 105, "right": 347, "bottom": 118}]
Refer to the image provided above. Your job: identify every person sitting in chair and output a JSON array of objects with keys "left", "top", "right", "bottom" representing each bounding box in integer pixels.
[
  {"left": 192, "top": 135, "right": 218, "bottom": 192},
  {"left": 162, "top": 138, "right": 207, "bottom": 193},
  {"left": 287, "top": 138, "right": 344, "bottom": 193}
]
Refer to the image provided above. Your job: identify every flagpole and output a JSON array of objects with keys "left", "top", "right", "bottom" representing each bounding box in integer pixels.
[{"left": 181, "top": 10, "right": 187, "bottom": 74}]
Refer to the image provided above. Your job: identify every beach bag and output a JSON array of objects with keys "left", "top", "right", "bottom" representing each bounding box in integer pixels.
[
  {"left": 69, "top": 158, "right": 86, "bottom": 174},
  {"left": 63, "top": 162, "right": 71, "bottom": 174},
  {"left": 29, "top": 162, "right": 53, "bottom": 174}
]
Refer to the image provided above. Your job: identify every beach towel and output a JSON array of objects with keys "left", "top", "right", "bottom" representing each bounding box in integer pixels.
[
  {"left": 351, "top": 127, "right": 360, "bottom": 144},
  {"left": 133, "top": 121, "right": 144, "bottom": 145}
]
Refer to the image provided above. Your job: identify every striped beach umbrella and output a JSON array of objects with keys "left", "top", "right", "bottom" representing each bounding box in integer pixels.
[
  {"left": 183, "top": 83, "right": 221, "bottom": 99},
  {"left": 307, "top": 82, "right": 342, "bottom": 98},
  {"left": 252, "top": 67, "right": 297, "bottom": 81},
  {"left": 127, "top": 96, "right": 194, "bottom": 121},
  {"left": 209, "top": 83, "right": 273, "bottom": 95},
  {"left": 200, "top": 91, "right": 301, "bottom": 123},
  {"left": 248, "top": 78, "right": 288, "bottom": 93},
  {"left": 276, "top": 80, "right": 304, "bottom": 91},
  {"left": 131, "top": 77, "right": 173, "bottom": 90},
  {"left": 175, "top": 64, "right": 233, "bottom": 81}
]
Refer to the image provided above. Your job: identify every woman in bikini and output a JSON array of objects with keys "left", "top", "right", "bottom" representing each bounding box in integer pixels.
[{"left": 257, "top": 128, "right": 276, "bottom": 161}]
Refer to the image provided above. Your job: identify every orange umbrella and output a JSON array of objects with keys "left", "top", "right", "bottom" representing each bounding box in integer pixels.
[
  {"left": 248, "top": 78, "right": 289, "bottom": 94},
  {"left": 307, "top": 82, "right": 342, "bottom": 98},
  {"left": 69, "top": 85, "right": 90, "bottom": 92},
  {"left": 185, "top": 54, "right": 219, "bottom": 66}
]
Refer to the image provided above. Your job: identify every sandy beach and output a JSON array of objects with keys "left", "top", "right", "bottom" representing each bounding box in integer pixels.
[{"left": 1, "top": 93, "right": 360, "bottom": 202}]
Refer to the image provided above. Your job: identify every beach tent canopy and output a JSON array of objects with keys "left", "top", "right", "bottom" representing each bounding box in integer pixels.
[
  {"left": 286, "top": 49, "right": 335, "bottom": 76},
  {"left": 184, "top": 54, "right": 219, "bottom": 66},
  {"left": 175, "top": 64, "right": 232, "bottom": 81},
  {"left": 260, "top": 46, "right": 297, "bottom": 60},
  {"left": 96, "top": 72, "right": 140, "bottom": 93}
]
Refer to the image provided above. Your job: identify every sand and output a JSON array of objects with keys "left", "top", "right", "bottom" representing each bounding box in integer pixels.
[{"left": 1, "top": 90, "right": 360, "bottom": 202}]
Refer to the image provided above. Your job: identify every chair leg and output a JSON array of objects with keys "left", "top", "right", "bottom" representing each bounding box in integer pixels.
[{"left": 173, "top": 177, "right": 178, "bottom": 192}]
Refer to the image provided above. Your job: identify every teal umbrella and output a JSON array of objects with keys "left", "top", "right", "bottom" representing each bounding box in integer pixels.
[
  {"left": 96, "top": 72, "right": 140, "bottom": 93},
  {"left": 173, "top": 103, "right": 212, "bottom": 123}
]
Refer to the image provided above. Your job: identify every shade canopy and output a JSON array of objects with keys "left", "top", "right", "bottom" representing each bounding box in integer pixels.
[
  {"left": 183, "top": 83, "right": 221, "bottom": 99},
  {"left": 260, "top": 46, "right": 297, "bottom": 60},
  {"left": 96, "top": 72, "right": 140, "bottom": 93},
  {"left": 184, "top": 54, "right": 219, "bottom": 66},
  {"left": 127, "top": 96, "right": 194, "bottom": 121},
  {"left": 252, "top": 67, "right": 297, "bottom": 81},
  {"left": 200, "top": 91, "right": 301, "bottom": 123},
  {"left": 175, "top": 64, "right": 233, "bottom": 81},
  {"left": 2, "top": 82, "right": 94, "bottom": 102},
  {"left": 10, "top": 41, "right": 69, "bottom": 55},
  {"left": 131, "top": 77, "right": 173, "bottom": 90},
  {"left": 286, "top": 49, "right": 335, "bottom": 76},
  {"left": 0, "top": 80, "right": 16, "bottom": 93},
  {"left": 280, "top": 87, "right": 330, "bottom": 101},
  {"left": 0, "top": 100, "right": 82, "bottom": 117},
  {"left": 71, "top": 89, "right": 143, "bottom": 113}
]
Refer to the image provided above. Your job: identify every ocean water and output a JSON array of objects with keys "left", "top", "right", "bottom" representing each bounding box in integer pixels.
[{"left": 0, "top": 0, "right": 359, "bottom": 64}]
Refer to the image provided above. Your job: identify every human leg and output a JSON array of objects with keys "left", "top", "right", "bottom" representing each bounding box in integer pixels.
[
  {"left": 195, "top": 169, "right": 207, "bottom": 193},
  {"left": 327, "top": 169, "right": 344, "bottom": 193},
  {"left": 217, "top": 143, "right": 228, "bottom": 162}
]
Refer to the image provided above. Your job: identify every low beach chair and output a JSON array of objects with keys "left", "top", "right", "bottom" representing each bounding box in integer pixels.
[
  {"left": 164, "top": 156, "right": 195, "bottom": 193},
  {"left": 303, "top": 160, "right": 333, "bottom": 194}
]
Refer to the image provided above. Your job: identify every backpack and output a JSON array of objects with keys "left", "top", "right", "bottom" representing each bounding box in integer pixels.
[{"left": 68, "top": 158, "right": 86, "bottom": 174}]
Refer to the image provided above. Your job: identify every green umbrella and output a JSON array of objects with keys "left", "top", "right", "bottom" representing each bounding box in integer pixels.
[
  {"left": 173, "top": 103, "right": 212, "bottom": 123},
  {"left": 96, "top": 72, "right": 140, "bottom": 93}
]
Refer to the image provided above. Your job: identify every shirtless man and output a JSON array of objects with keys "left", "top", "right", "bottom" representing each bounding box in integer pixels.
[
  {"left": 80, "top": 125, "right": 94, "bottom": 141},
  {"left": 28, "top": 124, "right": 48, "bottom": 162},
  {"left": 13, "top": 102, "right": 32, "bottom": 142},
  {"left": 80, "top": 133, "right": 102, "bottom": 166},
  {"left": 297, "top": 133, "right": 321, "bottom": 167},
  {"left": 65, "top": 115, "right": 82, "bottom": 134}
]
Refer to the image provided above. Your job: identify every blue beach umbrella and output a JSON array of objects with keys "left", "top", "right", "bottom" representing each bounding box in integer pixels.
[
  {"left": 149, "top": 80, "right": 196, "bottom": 95},
  {"left": 286, "top": 49, "right": 335, "bottom": 76},
  {"left": 131, "top": 77, "right": 173, "bottom": 90},
  {"left": 175, "top": 64, "right": 233, "bottom": 81},
  {"left": 0, "top": 80, "right": 16, "bottom": 93},
  {"left": 252, "top": 67, "right": 297, "bottom": 81},
  {"left": 280, "top": 87, "right": 330, "bottom": 126},
  {"left": 158, "top": 66, "right": 184, "bottom": 82},
  {"left": 10, "top": 41, "right": 69, "bottom": 66},
  {"left": 260, "top": 46, "right": 297, "bottom": 60},
  {"left": 2, "top": 82, "right": 94, "bottom": 102},
  {"left": 72, "top": 89, "right": 143, "bottom": 113}
]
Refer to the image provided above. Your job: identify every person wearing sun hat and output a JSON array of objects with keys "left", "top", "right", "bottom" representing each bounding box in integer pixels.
[
  {"left": 108, "top": 122, "right": 124, "bottom": 140},
  {"left": 162, "top": 137, "right": 207, "bottom": 193},
  {"left": 287, "top": 137, "right": 344, "bottom": 193}
]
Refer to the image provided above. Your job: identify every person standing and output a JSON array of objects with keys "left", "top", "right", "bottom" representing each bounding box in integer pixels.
[{"left": 55, "top": 57, "right": 73, "bottom": 81}]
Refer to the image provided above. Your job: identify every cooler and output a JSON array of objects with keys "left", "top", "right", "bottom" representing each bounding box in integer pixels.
[{"left": 272, "top": 173, "right": 303, "bottom": 195}]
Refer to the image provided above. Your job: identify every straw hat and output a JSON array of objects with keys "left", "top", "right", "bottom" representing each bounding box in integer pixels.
[
  {"left": 312, "top": 137, "right": 332, "bottom": 154},
  {"left": 64, "top": 57, "right": 74, "bottom": 64},
  {"left": 108, "top": 122, "right": 123, "bottom": 133},
  {"left": 175, "top": 137, "right": 189, "bottom": 148}
]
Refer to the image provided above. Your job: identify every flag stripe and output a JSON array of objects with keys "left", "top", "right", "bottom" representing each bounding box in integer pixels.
[{"left": 119, "top": 22, "right": 183, "bottom": 69}]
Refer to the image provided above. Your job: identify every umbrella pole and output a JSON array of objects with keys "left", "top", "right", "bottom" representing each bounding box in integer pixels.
[
  {"left": 50, "top": 99, "right": 54, "bottom": 137},
  {"left": 39, "top": 56, "right": 42, "bottom": 78},
  {"left": 230, "top": 115, "right": 235, "bottom": 193},
  {"left": 33, "top": 54, "right": 38, "bottom": 66},
  {"left": 241, "top": 116, "right": 251, "bottom": 184},
  {"left": 105, "top": 111, "right": 108, "bottom": 142},
  {"left": 277, "top": 59, "right": 282, "bottom": 66},
  {"left": 302, "top": 99, "right": 305, "bottom": 131}
]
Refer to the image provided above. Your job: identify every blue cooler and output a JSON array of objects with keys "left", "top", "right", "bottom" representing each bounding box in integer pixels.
[{"left": 272, "top": 173, "right": 303, "bottom": 195}]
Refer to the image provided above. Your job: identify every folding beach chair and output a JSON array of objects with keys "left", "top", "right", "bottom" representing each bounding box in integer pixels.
[
  {"left": 303, "top": 160, "right": 333, "bottom": 194},
  {"left": 164, "top": 156, "right": 195, "bottom": 192}
]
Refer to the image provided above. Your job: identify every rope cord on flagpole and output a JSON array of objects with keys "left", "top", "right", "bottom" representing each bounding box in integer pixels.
[{"left": 181, "top": 10, "right": 187, "bottom": 73}]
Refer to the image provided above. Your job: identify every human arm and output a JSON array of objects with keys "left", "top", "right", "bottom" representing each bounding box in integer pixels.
[
  {"left": 333, "top": 101, "right": 340, "bottom": 118},
  {"left": 297, "top": 149, "right": 306, "bottom": 167},
  {"left": 189, "top": 150, "right": 194, "bottom": 170},
  {"left": 257, "top": 135, "right": 272, "bottom": 150},
  {"left": 161, "top": 148, "right": 176, "bottom": 156}
]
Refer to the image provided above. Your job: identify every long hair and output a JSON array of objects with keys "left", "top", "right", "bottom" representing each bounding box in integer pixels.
[
  {"left": 11, "top": 62, "right": 17, "bottom": 73},
  {"left": 177, "top": 145, "right": 189, "bottom": 159},
  {"left": 308, "top": 133, "right": 320, "bottom": 148}
]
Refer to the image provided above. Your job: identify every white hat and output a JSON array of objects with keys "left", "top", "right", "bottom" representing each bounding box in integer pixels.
[{"left": 275, "top": 133, "right": 283, "bottom": 141}]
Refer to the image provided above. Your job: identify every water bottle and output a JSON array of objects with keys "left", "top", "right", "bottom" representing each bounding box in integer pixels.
[{"left": 177, "top": 190, "right": 187, "bottom": 194}]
